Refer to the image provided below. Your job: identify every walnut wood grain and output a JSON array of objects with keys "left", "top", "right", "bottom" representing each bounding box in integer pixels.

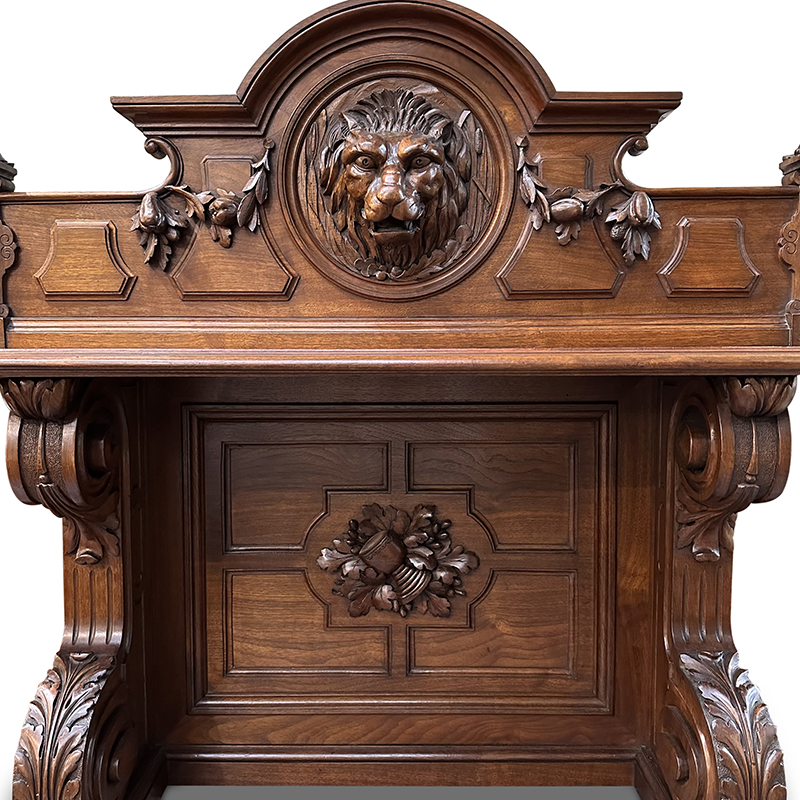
[
  {"left": 0, "top": 0, "right": 798, "bottom": 796},
  {"left": 651, "top": 377, "right": 792, "bottom": 800},
  {"left": 3, "top": 379, "right": 148, "bottom": 800}
]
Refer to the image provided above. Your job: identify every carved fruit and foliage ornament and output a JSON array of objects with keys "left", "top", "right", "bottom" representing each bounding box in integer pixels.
[
  {"left": 131, "top": 138, "right": 275, "bottom": 271},
  {"left": 317, "top": 503, "right": 480, "bottom": 618},
  {"left": 304, "top": 84, "right": 494, "bottom": 286},
  {"left": 516, "top": 135, "right": 661, "bottom": 265}
]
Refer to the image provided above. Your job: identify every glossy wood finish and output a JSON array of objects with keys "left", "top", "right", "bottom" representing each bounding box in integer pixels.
[{"left": 0, "top": 1, "right": 797, "bottom": 798}]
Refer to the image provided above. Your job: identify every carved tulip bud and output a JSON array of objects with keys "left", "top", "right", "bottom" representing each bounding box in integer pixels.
[
  {"left": 606, "top": 189, "right": 661, "bottom": 264},
  {"left": 629, "top": 191, "right": 657, "bottom": 227}
]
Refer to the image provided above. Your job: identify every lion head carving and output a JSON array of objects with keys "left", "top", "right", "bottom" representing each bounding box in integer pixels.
[{"left": 318, "top": 89, "right": 473, "bottom": 281}]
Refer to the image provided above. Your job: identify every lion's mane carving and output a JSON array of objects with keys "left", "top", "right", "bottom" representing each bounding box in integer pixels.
[{"left": 318, "top": 89, "right": 473, "bottom": 281}]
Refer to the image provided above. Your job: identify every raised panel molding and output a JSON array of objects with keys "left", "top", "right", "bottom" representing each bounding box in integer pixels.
[
  {"left": 658, "top": 216, "right": 761, "bottom": 297},
  {"left": 188, "top": 404, "right": 613, "bottom": 715},
  {"left": 169, "top": 155, "right": 299, "bottom": 300},
  {"left": 35, "top": 220, "right": 136, "bottom": 300}
]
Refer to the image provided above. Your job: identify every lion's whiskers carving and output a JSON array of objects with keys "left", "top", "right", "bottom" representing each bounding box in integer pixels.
[{"left": 319, "top": 89, "right": 472, "bottom": 280}]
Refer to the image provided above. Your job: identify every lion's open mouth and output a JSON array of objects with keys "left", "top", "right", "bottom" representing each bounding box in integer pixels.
[{"left": 370, "top": 217, "right": 418, "bottom": 243}]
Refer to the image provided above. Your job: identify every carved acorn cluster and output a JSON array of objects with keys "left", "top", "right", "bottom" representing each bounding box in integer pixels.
[{"left": 131, "top": 140, "right": 274, "bottom": 270}]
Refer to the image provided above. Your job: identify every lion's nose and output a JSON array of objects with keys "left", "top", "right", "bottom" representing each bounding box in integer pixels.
[{"left": 376, "top": 169, "right": 405, "bottom": 208}]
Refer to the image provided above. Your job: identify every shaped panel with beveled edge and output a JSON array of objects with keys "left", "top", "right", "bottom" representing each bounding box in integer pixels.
[
  {"left": 658, "top": 216, "right": 762, "bottom": 297},
  {"left": 35, "top": 220, "right": 135, "bottom": 300}
]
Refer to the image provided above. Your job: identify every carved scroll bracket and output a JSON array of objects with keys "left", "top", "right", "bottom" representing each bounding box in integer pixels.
[
  {"left": 516, "top": 134, "right": 661, "bottom": 265},
  {"left": 131, "top": 137, "right": 274, "bottom": 271},
  {"left": 3, "top": 379, "right": 144, "bottom": 800},
  {"left": 674, "top": 377, "right": 794, "bottom": 563},
  {"left": 2, "top": 378, "right": 122, "bottom": 566},
  {"left": 654, "top": 376, "right": 792, "bottom": 800}
]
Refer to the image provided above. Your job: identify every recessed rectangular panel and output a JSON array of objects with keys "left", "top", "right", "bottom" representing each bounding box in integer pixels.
[
  {"left": 227, "top": 442, "right": 388, "bottom": 549},
  {"left": 410, "top": 571, "right": 575, "bottom": 674},
  {"left": 226, "top": 571, "right": 388, "bottom": 675},
  {"left": 193, "top": 405, "right": 613, "bottom": 715},
  {"left": 409, "top": 442, "right": 575, "bottom": 549}
]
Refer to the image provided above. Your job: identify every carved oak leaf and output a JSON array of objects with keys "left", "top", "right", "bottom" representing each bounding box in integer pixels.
[
  {"left": 680, "top": 652, "right": 786, "bottom": 800},
  {"left": 515, "top": 138, "right": 550, "bottom": 230},
  {"left": 131, "top": 191, "right": 189, "bottom": 272}
]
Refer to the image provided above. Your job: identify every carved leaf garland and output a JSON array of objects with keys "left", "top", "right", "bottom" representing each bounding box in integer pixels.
[
  {"left": 515, "top": 136, "right": 660, "bottom": 264},
  {"left": 318, "top": 504, "right": 479, "bottom": 618},
  {"left": 237, "top": 140, "right": 274, "bottom": 232},
  {"left": 680, "top": 652, "right": 786, "bottom": 800},
  {"left": 13, "top": 654, "right": 114, "bottom": 800}
]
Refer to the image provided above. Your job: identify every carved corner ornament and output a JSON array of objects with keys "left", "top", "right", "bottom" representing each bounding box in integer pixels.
[
  {"left": 317, "top": 503, "right": 479, "bottom": 617},
  {"left": 779, "top": 145, "right": 800, "bottom": 187},
  {"left": 0, "top": 152, "right": 17, "bottom": 192},
  {"left": 516, "top": 135, "right": 661, "bottom": 265},
  {"left": 131, "top": 137, "right": 274, "bottom": 270},
  {"left": 2, "top": 378, "right": 122, "bottom": 565},
  {"left": 1, "top": 212, "right": 18, "bottom": 327}
]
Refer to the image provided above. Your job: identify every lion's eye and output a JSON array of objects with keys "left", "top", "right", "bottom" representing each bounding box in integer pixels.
[
  {"left": 355, "top": 155, "right": 375, "bottom": 170},
  {"left": 411, "top": 156, "right": 432, "bottom": 169}
]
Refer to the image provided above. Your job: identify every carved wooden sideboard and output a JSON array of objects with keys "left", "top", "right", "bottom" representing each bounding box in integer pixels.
[{"left": 1, "top": 2, "right": 799, "bottom": 798}]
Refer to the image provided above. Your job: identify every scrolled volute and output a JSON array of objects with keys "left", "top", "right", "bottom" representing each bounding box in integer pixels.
[
  {"left": 673, "top": 377, "right": 793, "bottom": 562},
  {"left": 2, "top": 378, "right": 122, "bottom": 566}
]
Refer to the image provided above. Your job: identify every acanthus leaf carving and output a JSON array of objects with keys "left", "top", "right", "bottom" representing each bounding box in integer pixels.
[
  {"left": 13, "top": 653, "right": 114, "bottom": 800},
  {"left": 515, "top": 136, "right": 661, "bottom": 265},
  {"left": 318, "top": 503, "right": 480, "bottom": 618},
  {"left": 680, "top": 652, "right": 786, "bottom": 800},
  {"left": 724, "top": 376, "right": 797, "bottom": 418}
]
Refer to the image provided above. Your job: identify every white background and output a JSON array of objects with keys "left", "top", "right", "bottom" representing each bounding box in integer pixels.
[{"left": 0, "top": 1, "right": 798, "bottom": 798}]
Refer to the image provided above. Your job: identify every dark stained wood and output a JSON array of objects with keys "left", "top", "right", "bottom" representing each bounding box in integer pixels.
[{"left": 0, "top": 1, "right": 797, "bottom": 798}]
